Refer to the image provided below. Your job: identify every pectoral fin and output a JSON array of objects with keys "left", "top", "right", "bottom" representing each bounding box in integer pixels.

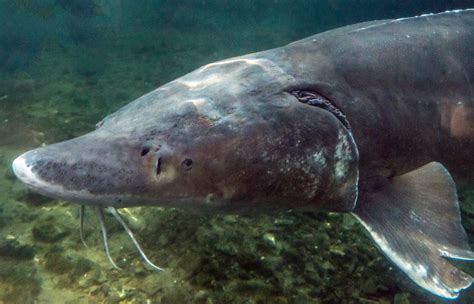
[{"left": 352, "top": 162, "right": 473, "bottom": 299}]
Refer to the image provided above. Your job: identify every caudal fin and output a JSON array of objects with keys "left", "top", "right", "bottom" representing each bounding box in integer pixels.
[{"left": 352, "top": 162, "right": 473, "bottom": 299}]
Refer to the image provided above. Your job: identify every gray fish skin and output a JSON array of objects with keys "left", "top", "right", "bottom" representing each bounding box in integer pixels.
[
  {"left": 13, "top": 10, "right": 473, "bottom": 209},
  {"left": 11, "top": 9, "right": 474, "bottom": 299},
  {"left": 12, "top": 10, "right": 474, "bottom": 207},
  {"left": 291, "top": 10, "right": 474, "bottom": 186}
]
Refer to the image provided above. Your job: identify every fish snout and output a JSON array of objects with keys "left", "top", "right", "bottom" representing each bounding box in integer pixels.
[
  {"left": 12, "top": 148, "right": 91, "bottom": 202},
  {"left": 11, "top": 135, "right": 154, "bottom": 206},
  {"left": 13, "top": 149, "right": 75, "bottom": 194},
  {"left": 12, "top": 151, "right": 40, "bottom": 189}
]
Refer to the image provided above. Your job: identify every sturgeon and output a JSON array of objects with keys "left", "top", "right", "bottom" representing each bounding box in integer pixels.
[{"left": 12, "top": 9, "right": 474, "bottom": 299}]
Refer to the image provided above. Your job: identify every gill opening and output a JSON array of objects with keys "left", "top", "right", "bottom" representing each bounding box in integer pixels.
[{"left": 290, "top": 90, "right": 351, "bottom": 130}]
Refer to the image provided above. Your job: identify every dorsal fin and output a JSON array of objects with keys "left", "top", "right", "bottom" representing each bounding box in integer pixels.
[{"left": 352, "top": 162, "right": 474, "bottom": 299}]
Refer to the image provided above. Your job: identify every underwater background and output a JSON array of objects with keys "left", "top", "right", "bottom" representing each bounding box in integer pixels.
[{"left": 1, "top": 0, "right": 474, "bottom": 303}]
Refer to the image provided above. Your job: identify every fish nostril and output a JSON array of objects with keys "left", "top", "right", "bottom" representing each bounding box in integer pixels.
[
  {"left": 141, "top": 147, "right": 150, "bottom": 157},
  {"left": 156, "top": 157, "right": 162, "bottom": 175}
]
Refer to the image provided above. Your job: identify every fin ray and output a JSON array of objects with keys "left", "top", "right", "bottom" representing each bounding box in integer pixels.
[{"left": 353, "top": 162, "right": 473, "bottom": 299}]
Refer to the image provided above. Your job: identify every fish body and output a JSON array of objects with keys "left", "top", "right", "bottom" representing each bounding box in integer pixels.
[{"left": 12, "top": 10, "right": 474, "bottom": 299}]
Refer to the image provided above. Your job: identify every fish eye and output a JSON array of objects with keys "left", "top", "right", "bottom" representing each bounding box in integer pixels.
[{"left": 181, "top": 158, "right": 193, "bottom": 170}]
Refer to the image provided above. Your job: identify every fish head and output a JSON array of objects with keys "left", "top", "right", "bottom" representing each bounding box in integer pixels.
[{"left": 12, "top": 54, "right": 359, "bottom": 212}]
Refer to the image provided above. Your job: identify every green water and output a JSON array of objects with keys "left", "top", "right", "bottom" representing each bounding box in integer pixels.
[{"left": 1, "top": 1, "right": 474, "bottom": 303}]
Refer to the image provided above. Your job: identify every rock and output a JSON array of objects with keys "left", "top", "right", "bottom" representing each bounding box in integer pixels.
[
  {"left": 15, "top": 189, "right": 54, "bottom": 206},
  {"left": 329, "top": 245, "right": 345, "bottom": 257},
  {"left": 78, "top": 268, "right": 103, "bottom": 289},
  {"left": 161, "top": 288, "right": 192, "bottom": 304},
  {"left": 293, "top": 290, "right": 317, "bottom": 304},
  {"left": 0, "top": 260, "right": 41, "bottom": 303},
  {"left": 192, "top": 290, "right": 209, "bottom": 304},
  {"left": 32, "top": 215, "right": 70, "bottom": 242},
  {"left": 139, "top": 274, "right": 163, "bottom": 296},
  {"left": 44, "top": 246, "right": 74, "bottom": 274},
  {"left": 262, "top": 233, "right": 276, "bottom": 247},
  {"left": 72, "top": 256, "right": 94, "bottom": 278},
  {"left": 393, "top": 292, "right": 410, "bottom": 304},
  {"left": 228, "top": 279, "right": 272, "bottom": 294},
  {"left": 44, "top": 246, "right": 93, "bottom": 279},
  {"left": 259, "top": 256, "right": 282, "bottom": 275},
  {"left": 0, "top": 237, "right": 35, "bottom": 260}
]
